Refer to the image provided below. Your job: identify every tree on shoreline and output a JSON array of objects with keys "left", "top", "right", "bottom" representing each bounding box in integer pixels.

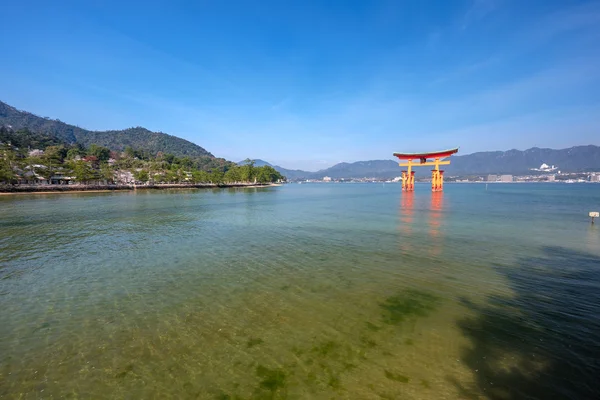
[
  {"left": 0, "top": 144, "right": 18, "bottom": 183},
  {"left": 240, "top": 158, "right": 255, "bottom": 182},
  {"left": 133, "top": 169, "right": 149, "bottom": 183},
  {"left": 69, "top": 160, "right": 97, "bottom": 183}
]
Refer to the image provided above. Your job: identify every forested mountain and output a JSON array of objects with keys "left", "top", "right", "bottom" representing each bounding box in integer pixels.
[
  {"left": 0, "top": 125, "right": 68, "bottom": 149},
  {"left": 0, "top": 101, "right": 213, "bottom": 158}
]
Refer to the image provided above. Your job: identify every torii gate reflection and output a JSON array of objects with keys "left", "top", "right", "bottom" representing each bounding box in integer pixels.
[
  {"left": 398, "top": 190, "right": 445, "bottom": 257},
  {"left": 399, "top": 191, "right": 414, "bottom": 227},
  {"left": 428, "top": 191, "right": 444, "bottom": 256}
]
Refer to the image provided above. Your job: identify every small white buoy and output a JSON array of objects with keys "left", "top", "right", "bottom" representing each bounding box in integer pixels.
[{"left": 590, "top": 211, "right": 599, "bottom": 224}]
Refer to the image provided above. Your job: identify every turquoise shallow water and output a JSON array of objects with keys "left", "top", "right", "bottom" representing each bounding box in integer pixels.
[{"left": 1, "top": 183, "right": 599, "bottom": 399}]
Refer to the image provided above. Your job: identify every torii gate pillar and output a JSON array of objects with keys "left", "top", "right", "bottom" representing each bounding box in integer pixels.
[
  {"left": 431, "top": 168, "right": 445, "bottom": 192},
  {"left": 401, "top": 165, "right": 416, "bottom": 191}
]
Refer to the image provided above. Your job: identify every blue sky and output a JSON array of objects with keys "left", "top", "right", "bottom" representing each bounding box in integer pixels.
[{"left": 1, "top": 0, "right": 600, "bottom": 171}]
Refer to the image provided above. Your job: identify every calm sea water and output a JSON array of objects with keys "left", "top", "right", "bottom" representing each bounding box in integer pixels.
[{"left": 1, "top": 183, "right": 599, "bottom": 399}]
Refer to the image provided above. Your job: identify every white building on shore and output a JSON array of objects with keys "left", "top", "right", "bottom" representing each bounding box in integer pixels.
[{"left": 531, "top": 163, "right": 558, "bottom": 172}]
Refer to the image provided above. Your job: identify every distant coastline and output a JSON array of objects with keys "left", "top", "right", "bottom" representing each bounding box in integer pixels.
[{"left": 0, "top": 182, "right": 280, "bottom": 195}]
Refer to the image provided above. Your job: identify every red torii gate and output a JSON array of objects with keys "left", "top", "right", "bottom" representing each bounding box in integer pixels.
[{"left": 393, "top": 148, "right": 459, "bottom": 192}]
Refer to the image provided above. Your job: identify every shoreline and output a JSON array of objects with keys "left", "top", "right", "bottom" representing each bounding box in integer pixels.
[{"left": 0, "top": 183, "right": 281, "bottom": 195}]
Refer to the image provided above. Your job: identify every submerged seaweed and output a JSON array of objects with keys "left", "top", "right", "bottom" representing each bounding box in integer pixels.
[
  {"left": 384, "top": 370, "right": 410, "bottom": 383},
  {"left": 380, "top": 289, "right": 440, "bottom": 325},
  {"left": 247, "top": 337, "right": 264, "bottom": 348},
  {"left": 256, "top": 365, "right": 287, "bottom": 392}
]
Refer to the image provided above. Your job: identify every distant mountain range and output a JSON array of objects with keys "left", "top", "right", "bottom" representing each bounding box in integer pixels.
[
  {"left": 255, "top": 146, "right": 600, "bottom": 180},
  {"left": 3, "top": 100, "right": 599, "bottom": 179},
  {"left": 0, "top": 100, "right": 213, "bottom": 158}
]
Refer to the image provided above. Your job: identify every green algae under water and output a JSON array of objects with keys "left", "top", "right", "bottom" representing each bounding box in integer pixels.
[{"left": 1, "top": 183, "right": 600, "bottom": 399}]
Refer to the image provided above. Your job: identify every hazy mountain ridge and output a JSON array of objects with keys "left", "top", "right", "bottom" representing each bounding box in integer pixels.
[
  {"left": 447, "top": 145, "right": 600, "bottom": 175},
  {"left": 238, "top": 159, "right": 311, "bottom": 180},
  {"left": 0, "top": 101, "right": 213, "bottom": 158},
  {"left": 262, "top": 146, "right": 600, "bottom": 180},
  {"left": 310, "top": 160, "right": 399, "bottom": 179}
]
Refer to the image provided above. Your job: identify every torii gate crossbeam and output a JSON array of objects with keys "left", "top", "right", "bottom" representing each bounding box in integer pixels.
[{"left": 393, "top": 148, "right": 459, "bottom": 192}]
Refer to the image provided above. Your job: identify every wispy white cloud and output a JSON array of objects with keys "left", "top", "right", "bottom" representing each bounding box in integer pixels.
[
  {"left": 210, "top": 49, "right": 600, "bottom": 168},
  {"left": 431, "top": 103, "right": 600, "bottom": 153},
  {"left": 74, "top": 42, "right": 599, "bottom": 170},
  {"left": 270, "top": 97, "right": 292, "bottom": 111},
  {"left": 422, "top": 55, "right": 600, "bottom": 123},
  {"left": 461, "top": 0, "right": 497, "bottom": 30},
  {"left": 426, "top": 30, "right": 442, "bottom": 49},
  {"left": 428, "top": 55, "right": 501, "bottom": 86},
  {"left": 528, "top": 1, "right": 600, "bottom": 43}
]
